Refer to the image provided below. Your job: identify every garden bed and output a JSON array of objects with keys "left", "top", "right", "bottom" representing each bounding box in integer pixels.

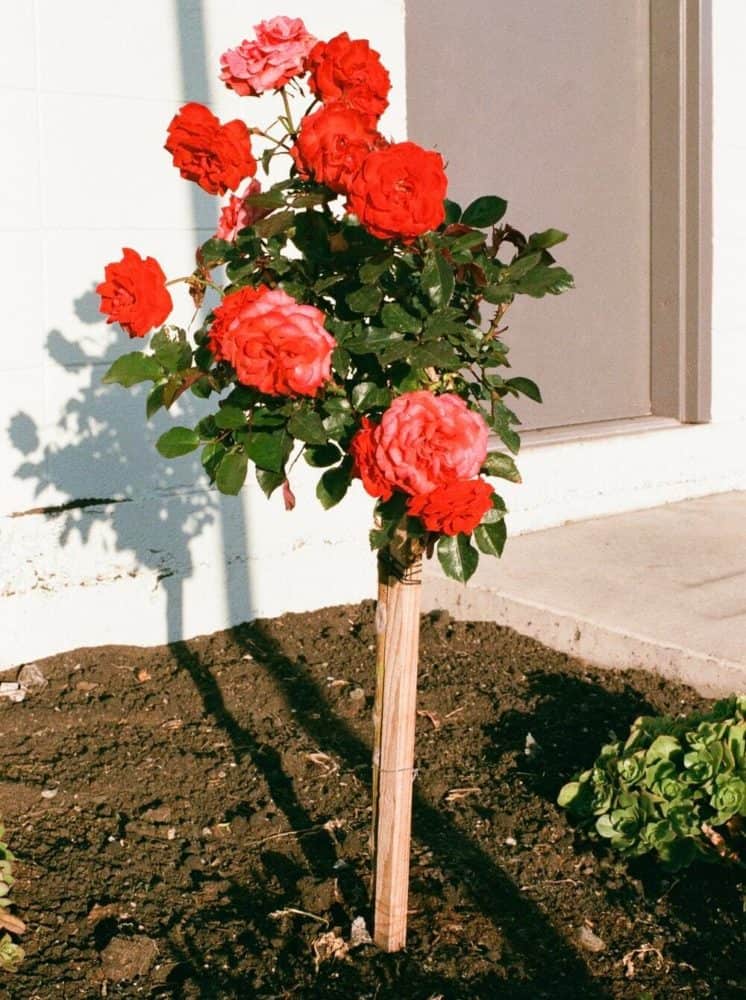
[{"left": 1, "top": 603, "right": 744, "bottom": 998}]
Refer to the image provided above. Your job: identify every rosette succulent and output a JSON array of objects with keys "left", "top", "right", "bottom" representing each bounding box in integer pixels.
[{"left": 558, "top": 695, "right": 746, "bottom": 871}]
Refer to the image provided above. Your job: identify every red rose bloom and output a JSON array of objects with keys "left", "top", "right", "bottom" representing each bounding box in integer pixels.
[
  {"left": 208, "top": 285, "right": 336, "bottom": 397},
  {"left": 407, "top": 479, "right": 495, "bottom": 536},
  {"left": 346, "top": 142, "right": 447, "bottom": 241},
  {"left": 374, "top": 391, "right": 488, "bottom": 495},
  {"left": 165, "top": 102, "right": 256, "bottom": 195},
  {"left": 350, "top": 417, "right": 393, "bottom": 500},
  {"left": 291, "top": 104, "right": 385, "bottom": 194},
  {"left": 307, "top": 32, "right": 390, "bottom": 119},
  {"left": 96, "top": 248, "right": 172, "bottom": 338}
]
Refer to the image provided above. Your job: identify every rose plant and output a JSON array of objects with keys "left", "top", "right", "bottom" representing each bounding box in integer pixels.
[
  {"left": 97, "top": 14, "right": 573, "bottom": 950},
  {"left": 98, "top": 15, "right": 573, "bottom": 583}
]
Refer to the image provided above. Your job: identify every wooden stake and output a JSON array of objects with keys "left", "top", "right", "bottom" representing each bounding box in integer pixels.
[{"left": 371, "top": 545, "right": 422, "bottom": 952}]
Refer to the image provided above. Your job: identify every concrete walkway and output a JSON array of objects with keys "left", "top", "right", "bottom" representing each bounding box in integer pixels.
[{"left": 422, "top": 492, "right": 746, "bottom": 697}]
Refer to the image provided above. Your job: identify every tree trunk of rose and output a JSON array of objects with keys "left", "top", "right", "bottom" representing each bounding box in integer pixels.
[{"left": 371, "top": 535, "right": 423, "bottom": 952}]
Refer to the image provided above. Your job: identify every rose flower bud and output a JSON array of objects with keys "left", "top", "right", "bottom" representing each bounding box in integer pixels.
[
  {"left": 346, "top": 141, "right": 447, "bottom": 241},
  {"left": 97, "top": 248, "right": 173, "bottom": 338},
  {"left": 165, "top": 102, "right": 256, "bottom": 196},
  {"left": 220, "top": 16, "right": 317, "bottom": 97},
  {"left": 307, "top": 32, "right": 391, "bottom": 119},
  {"left": 407, "top": 479, "right": 495, "bottom": 536},
  {"left": 291, "top": 104, "right": 385, "bottom": 194},
  {"left": 208, "top": 285, "right": 336, "bottom": 397}
]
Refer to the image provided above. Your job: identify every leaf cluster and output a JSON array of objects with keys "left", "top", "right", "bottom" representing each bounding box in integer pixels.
[
  {"left": 103, "top": 174, "right": 573, "bottom": 580},
  {"left": 558, "top": 696, "right": 746, "bottom": 871}
]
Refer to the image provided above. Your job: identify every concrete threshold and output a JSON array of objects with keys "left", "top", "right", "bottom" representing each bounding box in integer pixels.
[{"left": 422, "top": 491, "right": 746, "bottom": 698}]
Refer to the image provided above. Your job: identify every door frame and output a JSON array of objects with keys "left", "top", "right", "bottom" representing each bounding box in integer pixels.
[{"left": 651, "top": 0, "right": 712, "bottom": 424}]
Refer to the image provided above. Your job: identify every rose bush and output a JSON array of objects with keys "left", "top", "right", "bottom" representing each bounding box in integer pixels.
[{"left": 99, "top": 16, "right": 573, "bottom": 582}]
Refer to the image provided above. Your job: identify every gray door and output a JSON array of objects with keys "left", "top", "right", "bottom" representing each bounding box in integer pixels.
[{"left": 406, "top": 0, "right": 652, "bottom": 431}]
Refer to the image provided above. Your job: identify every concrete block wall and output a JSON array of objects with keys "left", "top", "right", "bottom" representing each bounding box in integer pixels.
[{"left": 1, "top": 1, "right": 406, "bottom": 666}]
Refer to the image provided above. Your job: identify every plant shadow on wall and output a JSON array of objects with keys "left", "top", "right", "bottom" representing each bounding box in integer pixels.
[{"left": 6, "top": 291, "right": 243, "bottom": 645}]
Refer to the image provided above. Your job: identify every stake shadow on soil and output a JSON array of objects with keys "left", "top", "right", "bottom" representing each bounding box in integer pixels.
[
  {"left": 170, "top": 621, "right": 612, "bottom": 999},
  {"left": 482, "top": 671, "right": 657, "bottom": 799}
]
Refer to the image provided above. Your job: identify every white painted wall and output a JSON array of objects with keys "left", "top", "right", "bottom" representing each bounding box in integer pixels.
[
  {"left": 2, "top": 0, "right": 745, "bottom": 669},
  {"left": 1, "top": 1, "right": 406, "bottom": 668}
]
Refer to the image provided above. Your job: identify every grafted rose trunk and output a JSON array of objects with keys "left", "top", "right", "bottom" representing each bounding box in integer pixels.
[{"left": 371, "top": 534, "right": 423, "bottom": 951}]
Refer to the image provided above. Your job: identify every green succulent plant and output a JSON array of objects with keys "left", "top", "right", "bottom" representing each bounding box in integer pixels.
[
  {"left": 558, "top": 696, "right": 746, "bottom": 871},
  {"left": 0, "top": 823, "right": 23, "bottom": 973}
]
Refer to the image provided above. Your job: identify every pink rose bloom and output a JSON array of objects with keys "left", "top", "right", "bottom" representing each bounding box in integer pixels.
[
  {"left": 373, "top": 391, "right": 488, "bottom": 495},
  {"left": 220, "top": 16, "right": 317, "bottom": 97},
  {"left": 216, "top": 180, "right": 271, "bottom": 241},
  {"left": 208, "top": 285, "right": 336, "bottom": 397}
]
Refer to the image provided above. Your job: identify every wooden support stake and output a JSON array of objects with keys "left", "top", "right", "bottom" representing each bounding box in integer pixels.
[{"left": 371, "top": 546, "right": 423, "bottom": 952}]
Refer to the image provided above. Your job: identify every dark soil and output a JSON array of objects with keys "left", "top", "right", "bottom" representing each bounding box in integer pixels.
[{"left": 1, "top": 603, "right": 744, "bottom": 999}]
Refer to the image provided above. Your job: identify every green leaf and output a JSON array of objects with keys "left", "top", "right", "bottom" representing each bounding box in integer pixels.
[
  {"left": 215, "top": 450, "right": 248, "bottom": 495},
  {"left": 103, "top": 352, "right": 162, "bottom": 388},
  {"left": 381, "top": 302, "right": 422, "bottom": 334},
  {"left": 481, "top": 452, "right": 522, "bottom": 482},
  {"left": 421, "top": 252, "right": 454, "bottom": 308},
  {"left": 146, "top": 383, "right": 166, "bottom": 420},
  {"left": 443, "top": 199, "right": 462, "bottom": 225},
  {"left": 352, "top": 381, "right": 392, "bottom": 412},
  {"left": 359, "top": 257, "right": 394, "bottom": 283},
  {"left": 410, "top": 342, "right": 461, "bottom": 369},
  {"left": 437, "top": 533, "right": 479, "bottom": 583},
  {"left": 201, "top": 441, "right": 226, "bottom": 481},
  {"left": 253, "top": 210, "right": 295, "bottom": 239},
  {"left": 304, "top": 443, "right": 342, "bottom": 467},
  {"left": 288, "top": 408, "right": 328, "bottom": 444},
  {"left": 505, "top": 377, "right": 542, "bottom": 403},
  {"left": 516, "top": 265, "right": 574, "bottom": 297},
  {"left": 482, "top": 283, "right": 516, "bottom": 305},
  {"left": 246, "top": 429, "right": 292, "bottom": 474},
  {"left": 345, "top": 328, "right": 405, "bottom": 354},
  {"left": 155, "top": 427, "right": 200, "bottom": 458},
  {"left": 461, "top": 195, "right": 508, "bottom": 228},
  {"left": 331, "top": 346, "right": 351, "bottom": 377},
  {"left": 557, "top": 781, "right": 581, "bottom": 809},
  {"left": 316, "top": 458, "right": 353, "bottom": 510},
  {"left": 214, "top": 406, "right": 248, "bottom": 430},
  {"left": 151, "top": 331, "right": 193, "bottom": 373},
  {"left": 346, "top": 285, "right": 383, "bottom": 314},
  {"left": 527, "top": 228, "right": 568, "bottom": 250},
  {"left": 243, "top": 189, "right": 286, "bottom": 211},
  {"left": 255, "top": 467, "right": 285, "bottom": 498},
  {"left": 474, "top": 519, "right": 507, "bottom": 558},
  {"left": 503, "top": 252, "right": 542, "bottom": 282},
  {"left": 449, "top": 230, "right": 486, "bottom": 254},
  {"left": 199, "top": 237, "right": 232, "bottom": 264}
]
